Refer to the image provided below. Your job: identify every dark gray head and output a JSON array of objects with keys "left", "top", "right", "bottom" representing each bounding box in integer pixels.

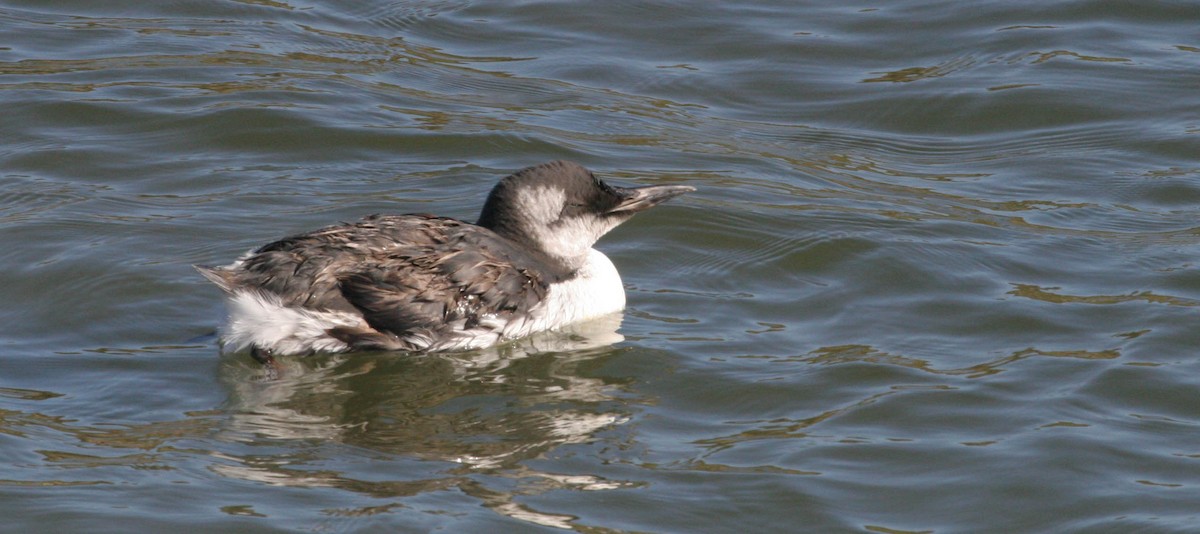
[{"left": 477, "top": 160, "right": 694, "bottom": 270}]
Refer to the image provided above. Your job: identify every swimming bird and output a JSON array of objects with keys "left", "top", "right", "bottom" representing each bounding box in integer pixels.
[{"left": 196, "top": 160, "right": 694, "bottom": 363}]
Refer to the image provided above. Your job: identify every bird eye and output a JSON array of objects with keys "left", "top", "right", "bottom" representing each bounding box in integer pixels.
[{"left": 559, "top": 202, "right": 586, "bottom": 218}]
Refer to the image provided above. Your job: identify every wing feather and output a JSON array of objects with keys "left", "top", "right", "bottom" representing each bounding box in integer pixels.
[{"left": 202, "top": 214, "right": 563, "bottom": 352}]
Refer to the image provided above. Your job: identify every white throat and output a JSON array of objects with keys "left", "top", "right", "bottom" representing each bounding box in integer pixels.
[{"left": 514, "top": 186, "right": 623, "bottom": 270}]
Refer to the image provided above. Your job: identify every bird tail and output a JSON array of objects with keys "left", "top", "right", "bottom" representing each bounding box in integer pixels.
[{"left": 194, "top": 265, "right": 238, "bottom": 294}]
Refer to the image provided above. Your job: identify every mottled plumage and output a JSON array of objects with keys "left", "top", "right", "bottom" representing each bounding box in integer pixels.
[{"left": 197, "top": 160, "right": 694, "bottom": 360}]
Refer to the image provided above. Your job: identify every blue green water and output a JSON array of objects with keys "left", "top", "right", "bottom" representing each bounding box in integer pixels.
[{"left": 2, "top": 1, "right": 1199, "bottom": 531}]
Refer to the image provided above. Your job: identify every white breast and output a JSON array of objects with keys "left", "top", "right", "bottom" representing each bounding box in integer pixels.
[{"left": 517, "top": 248, "right": 626, "bottom": 333}]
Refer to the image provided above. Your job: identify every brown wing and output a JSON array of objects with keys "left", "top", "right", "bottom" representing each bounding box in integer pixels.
[
  {"left": 226, "top": 215, "right": 469, "bottom": 312},
  {"left": 334, "top": 243, "right": 550, "bottom": 349},
  {"left": 209, "top": 214, "right": 561, "bottom": 351}
]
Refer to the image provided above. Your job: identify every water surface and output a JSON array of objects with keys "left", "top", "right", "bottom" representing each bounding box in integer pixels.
[{"left": 2, "top": 0, "right": 1199, "bottom": 531}]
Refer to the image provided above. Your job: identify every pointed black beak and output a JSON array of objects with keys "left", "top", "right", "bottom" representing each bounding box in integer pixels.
[{"left": 608, "top": 184, "right": 696, "bottom": 214}]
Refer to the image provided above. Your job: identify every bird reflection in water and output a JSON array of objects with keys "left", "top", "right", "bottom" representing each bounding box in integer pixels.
[{"left": 211, "top": 312, "right": 638, "bottom": 528}]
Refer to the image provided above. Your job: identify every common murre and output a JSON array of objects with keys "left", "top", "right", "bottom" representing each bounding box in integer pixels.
[{"left": 196, "top": 160, "right": 694, "bottom": 363}]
